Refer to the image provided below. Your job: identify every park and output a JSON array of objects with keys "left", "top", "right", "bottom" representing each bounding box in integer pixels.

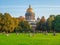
[{"left": 0, "top": 0, "right": 60, "bottom": 45}]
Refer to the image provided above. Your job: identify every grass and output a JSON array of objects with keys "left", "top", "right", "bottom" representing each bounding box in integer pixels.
[{"left": 0, "top": 33, "right": 60, "bottom": 45}]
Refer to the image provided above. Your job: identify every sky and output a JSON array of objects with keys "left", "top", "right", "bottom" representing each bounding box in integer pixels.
[{"left": 0, "top": 0, "right": 60, "bottom": 19}]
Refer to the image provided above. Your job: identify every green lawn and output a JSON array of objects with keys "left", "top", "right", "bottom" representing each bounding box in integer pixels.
[{"left": 0, "top": 33, "right": 60, "bottom": 45}]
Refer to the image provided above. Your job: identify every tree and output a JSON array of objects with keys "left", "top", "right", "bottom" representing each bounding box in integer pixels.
[
  {"left": 36, "top": 22, "right": 41, "bottom": 32},
  {"left": 52, "top": 15, "right": 60, "bottom": 32},
  {"left": 40, "top": 16, "right": 47, "bottom": 35},
  {"left": 40, "top": 16, "right": 46, "bottom": 31},
  {"left": 0, "top": 13, "right": 4, "bottom": 32},
  {"left": 19, "top": 21, "right": 31, "bottom": 32},
  {"left": 47, "top": 15, "right": 55, "bottom": 32},
  {"left": 3, "top": 13, "right": 15, "bottom": 34},
  {"left": 36, "top": 16, "right": 47, "bottom": 34},
  {"left": 13, "top": 18, "right": 20, "bottom": 33}
]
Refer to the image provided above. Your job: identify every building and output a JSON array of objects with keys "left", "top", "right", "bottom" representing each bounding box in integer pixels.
[
  {"left": 37, "top": 17, "right": 40, "bottom": 22},
  {"left": 18, "top": 16, "right": 25, "bottom": 22},
  {"left": 25, "top": 5, "right": 36, "bottom": 30}
]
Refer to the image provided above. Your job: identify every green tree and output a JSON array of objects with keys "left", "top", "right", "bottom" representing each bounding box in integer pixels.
[
  {"left": 19, "top": 21, "right": 31, "bottom": 32},
  {"left": 53, "top": 15, "right": 60, "bottom": 32},
  {"left": 47, "top": 15, "right": 55, "bottom": 32},
  {"left": 36, "top": 22, "right": 41, "bottom": 31}
]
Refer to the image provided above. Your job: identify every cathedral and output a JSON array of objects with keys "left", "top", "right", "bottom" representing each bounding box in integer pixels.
[
  {"left": 25, "top": 5, "right": 36, "bottom": 29},
  {"left": 19, "top": 5, "right": 40, "bottom": 30},
  {"left": 25, "top": 5, "right": 35, "bottom": 21}
]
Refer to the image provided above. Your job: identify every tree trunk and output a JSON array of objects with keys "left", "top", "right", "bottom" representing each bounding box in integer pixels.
[
  {"left": 53, "top": 31, "right": 56, "bottom": 36},
  {"left": 16, "top": 31, "right": 19, "bottom": 35},
  {"left": 43, "top": 30, "right": 47, "bottom": 35},
  {"left": 6, "top": 31, "right": 9, "bottom": 36}
]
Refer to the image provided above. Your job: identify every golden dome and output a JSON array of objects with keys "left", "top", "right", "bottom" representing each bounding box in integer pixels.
[
  {"left": 27, "top": 5, "right": 34, "bottom": 13},
  {"left": 25, "top": 5, "right": 35, "bottom": 21}
]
